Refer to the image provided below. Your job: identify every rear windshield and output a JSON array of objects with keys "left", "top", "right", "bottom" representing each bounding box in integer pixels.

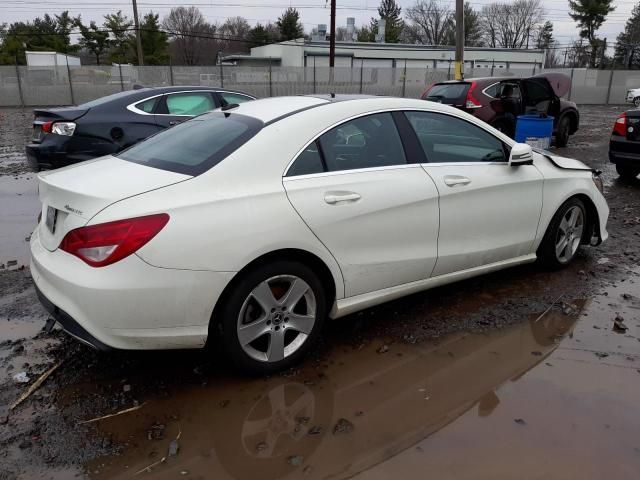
[
  {"left": 117, "top": 112, "right": 263, "bottom": 175},
  {"left": 425, "top": 83, "right": 469, "bottom": 102},
  {"left": 78, "top": 90, "right": 152, "bottom": 108}
]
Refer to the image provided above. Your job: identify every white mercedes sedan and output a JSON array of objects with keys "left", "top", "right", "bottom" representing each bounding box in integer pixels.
[{"left": 30, "top": 95, "right": 608, "bottom": 373}]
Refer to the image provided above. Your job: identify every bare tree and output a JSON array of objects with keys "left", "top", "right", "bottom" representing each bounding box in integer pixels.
[
  {"left": 406, "top": 0, "right": 455, "bottom": 45},
  {"left": 480, "top": 0, "right": 544, "bottom": 49},
  {"left": 162, "top": 6, "right": 209, "bottom": 65}
]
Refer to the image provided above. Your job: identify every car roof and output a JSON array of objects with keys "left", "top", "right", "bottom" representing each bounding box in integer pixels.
[{"left": 210, "top": 95, "right": 463, "bottom": 125}]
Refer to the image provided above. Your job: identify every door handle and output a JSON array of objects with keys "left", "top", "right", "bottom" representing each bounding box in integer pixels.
[
  {"left": 443, "top": 176, "right": 471, "bottom": 187},
  {"left": 324, "top": 192, "right": 361, "bottom": 204}
]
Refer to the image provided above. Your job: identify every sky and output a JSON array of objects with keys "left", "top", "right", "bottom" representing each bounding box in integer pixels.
[{"left": 1, "top": 0, "right": 637, "bottom": 52}]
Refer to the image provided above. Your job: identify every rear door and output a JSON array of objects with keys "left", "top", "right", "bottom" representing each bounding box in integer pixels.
[
  {"left": 283, "top": 112, "right": 440, "bottom": 297},
  {"left": 154, "top": 91, "right": 220, "bottom": 128},
  {"left": 405, "top": 110, "right": 544, "bottom": 276}
]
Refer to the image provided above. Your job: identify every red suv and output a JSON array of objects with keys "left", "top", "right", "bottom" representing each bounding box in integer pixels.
[{"left": 421, "top": 73, "right": 579, "bottom": 147}]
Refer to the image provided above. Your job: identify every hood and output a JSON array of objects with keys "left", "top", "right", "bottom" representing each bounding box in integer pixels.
[
  {"left": 534, "top": 150, "right": 591, "bottom": 171},
  {"left": 531, "top": 73, "right": 571, "bottom": 97},
  {"left": 37, "top": 156, "right": 190, "bottom": 251}
]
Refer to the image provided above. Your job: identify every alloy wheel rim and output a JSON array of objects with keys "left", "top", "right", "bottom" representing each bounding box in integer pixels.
[
  {"left": 555, "top": 206, "right": 584, "bottom": 263},
  {"left": 237, "top": 275, "right": 316, "bottom": 363}
]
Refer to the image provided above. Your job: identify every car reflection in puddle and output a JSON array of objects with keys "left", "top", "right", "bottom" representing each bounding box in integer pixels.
[{"left": 87, "top": 304, "right": 581, "bottom": 479}]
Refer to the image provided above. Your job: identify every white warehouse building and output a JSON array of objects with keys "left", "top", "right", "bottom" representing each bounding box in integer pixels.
[{"left": 222, "top": 39, "right": 546, "bottom": 72}]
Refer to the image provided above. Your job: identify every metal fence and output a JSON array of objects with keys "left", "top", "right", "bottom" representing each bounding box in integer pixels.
[{"left": 1, "top": 64, "right": 639, "bottom": 107}]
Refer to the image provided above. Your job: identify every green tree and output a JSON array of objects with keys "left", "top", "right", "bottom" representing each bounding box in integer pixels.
[
  {"left": 103, "top": 10, "right": 133, "bottom": 64},
  {"left": 568, "top": 0, "right": 615, "bottom": 67},
  {"left": 535, "top": 20, "right": 555, "bottom": 49},
  {"left": 249, "top": 23, "right": 274, "bottom": 46},
  {"left": 277, "top": 7, "right": 304, "bottom": 40},
  {"left": 614, "top": 1, "right": 640, "bottom": 68},
  {"left": 77, "top": 20, "right": 110, "bottom": 65},
  {"left": 138, "top": 13, "right": 168, "bottom": 65},
  {"left": 370, "top": 0, "right": 404, "bottom": 43},
  {"left": 357, "top": 25, "right": 375, "bottom": 42},
  {"left": 463, "top": 2, "right": 483, "bottom": 46}
]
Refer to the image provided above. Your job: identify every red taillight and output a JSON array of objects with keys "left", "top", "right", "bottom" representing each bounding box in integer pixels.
[
  {"left": 466, "top": 81, "right": 482, "bottom": 109},
  {"left": 613, "top": 112, "right": 627, "bottom": 136},
  {"left": 421, "top": 84, "right": 434, "bottom": 100},
  {"left": 41, "top": 121, "right": 53, "bottom": 133},
  {"left": 60, "top": 214, "right": 169, "bottom": 267}
]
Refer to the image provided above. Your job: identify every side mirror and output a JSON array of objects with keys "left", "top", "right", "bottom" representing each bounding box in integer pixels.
[{"left": 509, "top": 143, "right": 534, "bottom": 166}]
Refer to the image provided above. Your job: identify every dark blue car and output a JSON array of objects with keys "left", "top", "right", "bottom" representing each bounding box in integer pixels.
[{"left": 25, "top": 86, "right": 255, "bottom": 170}]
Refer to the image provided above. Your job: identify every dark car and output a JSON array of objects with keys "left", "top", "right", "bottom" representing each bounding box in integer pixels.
[
  {"left": 421, "top": 73, "right": 579, "bottom": 147},
  {"left": 609, "top": 108, "right": 640, "bottom": 180},
  {"left": 25, "top": 86, "right": 256, "bottom": 170}
]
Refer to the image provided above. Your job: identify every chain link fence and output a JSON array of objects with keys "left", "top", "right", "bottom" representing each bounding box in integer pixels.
[{"left": 1, "top": 64, "right": 639, "bottom": 107}]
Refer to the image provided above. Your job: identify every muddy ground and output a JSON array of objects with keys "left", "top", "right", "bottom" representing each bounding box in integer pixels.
[{"left": 0, "top": 105, "right": 639, "bottom": 479}]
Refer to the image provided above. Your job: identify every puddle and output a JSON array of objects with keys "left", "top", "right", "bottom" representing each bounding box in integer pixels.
[
  {"left": 85, "top": 304, "right": 584, "bottom": 479},
  {"left": 0, "top": 174, "right": 39, "bottom": 267}
]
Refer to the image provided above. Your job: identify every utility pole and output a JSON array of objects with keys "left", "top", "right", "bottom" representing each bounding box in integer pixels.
[
  {"left": 329, "top": 0, "right": 336, "bottom": 67},
  {"left": 454, "top": 0, "right": 464, "bottom": 80},
  {"left": 132, "top": 0, "right": 144, "bottom": 66}
]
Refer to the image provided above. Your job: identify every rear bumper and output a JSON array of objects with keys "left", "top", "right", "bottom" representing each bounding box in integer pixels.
[
  {"left": 30, "top": 227, "right": 235, "bottom": 350},
  {"left": 25, "top": 134, "right": 115, "bottom": 171},
  {"left": 609, "top": 139, "right": 640, "bottom": 165}
]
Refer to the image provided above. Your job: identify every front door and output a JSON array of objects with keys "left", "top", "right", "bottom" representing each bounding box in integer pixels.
[
  {"left": 404, "top": 110, "right": 544, "bottom": 276},
  {"left": 283, "top": 112, "right": 440, "bottom": 297}
]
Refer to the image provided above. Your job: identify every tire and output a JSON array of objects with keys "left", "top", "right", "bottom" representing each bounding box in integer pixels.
[
  {"left": 554, "top": 116, "right": 570, "bottom": 147},
  {"left": 537, "top": 198, "right": 587, "bottom": 268},
  {"left": 616, "top": 164, "right": 640, "bottom": 180},
  {"left": 218, "top": 260, "right": 327, "bottom": 375},
  {"left": 634, "top": 97, "right": 640, "bottom": 108}
]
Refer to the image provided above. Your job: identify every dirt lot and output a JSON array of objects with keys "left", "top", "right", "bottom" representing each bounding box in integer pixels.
[{"left": 0, "top": 105, "right": 639, "bottom": 480}]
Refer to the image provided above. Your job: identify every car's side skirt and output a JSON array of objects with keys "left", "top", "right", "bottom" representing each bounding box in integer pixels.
[{"left": 330, "top": 254, "right": 537, "bottom": 319}]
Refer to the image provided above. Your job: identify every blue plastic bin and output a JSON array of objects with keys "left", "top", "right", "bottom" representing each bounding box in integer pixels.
[{"left": 514, "top": 114, "right": 554, "bottom": 149}]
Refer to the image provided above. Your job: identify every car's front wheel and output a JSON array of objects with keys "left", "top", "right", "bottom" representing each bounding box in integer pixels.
[
  {"left": 219, "top": 260, "right": 326, "bottom": 374},
  {"left": 554, "top": 116, "right": 571, "bottom": 147},
  {"left": 538, "top": 198, "right": 586, "bottom": 268},
  {"left": 634, "top": 97, "right": 640, "bottom": 107},
  {"left": 616, "top": 164, "right": 640, "bottom": 180}
]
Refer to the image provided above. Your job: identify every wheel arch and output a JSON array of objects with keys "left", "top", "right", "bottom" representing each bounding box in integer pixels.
[
  {"left": 540, "top": 193, "right": 601, "bottom": 247},
  {"left": 208, "top": 248, "right": 338, "bottom": 337}
]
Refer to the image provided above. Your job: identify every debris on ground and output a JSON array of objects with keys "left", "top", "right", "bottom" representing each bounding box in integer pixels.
[
  {"left": 308, "top": 426, "right": 322, "bottom": 436},
  {"left": 377, "top": 344, "right": 389, "bottom": 354},
  {"left": 333, "top": 418, "right": 355, "bottom": 435},
  {"left": 514, "top": 418, "right": 527, "bottom": 425},
  {"left": 256, "top": 441, "right": 268, "bottom": 452},
  {"left": 288, "top": 455, "right": 304, "bottom": 466},
  {"left": 595, "top": 352, "right": 609, "bottom": 359},
  {"left": 613, "top": 314, "right": 628, "bottom": 333},
  {"left": 534, "top": 294, "right": 564, "bottom": 323},
  {"left": 10, "top": 360, "right": 64, "bottom": 410},
  {"left": 78, "top": 403, "right": 145, "bottom": 424},
  {"left": 147, "top": 423, "right": 165, "bottom": 440},
  {"left": 531, "top": 351, "right": 542, "bottom": 356},
  {"left": 12, "top": 372, "right": 29, "bottom": 383},
  {"left": 561, "top": 302, "right": 578, "bottom": 316}
]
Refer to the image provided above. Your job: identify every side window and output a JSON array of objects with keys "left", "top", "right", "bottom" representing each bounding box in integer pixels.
[
  {"left": 484, "top": 83, "right": 500, "bottom": 99},
  {"left": 134, "top": 97, "right": 158, "bottom": 113},
  {"left": 219, "top": 92, "right": 253, "bottom": 105},
  {"left": 524, "top": 79, "right": 552, "bottom": 109},
  {"left": 318, "top": 113, "right": 406, "bottom": 172},
  {"left": 287, "top": 141, "right": 325, "bottom": 176},
  {"left": 405, "top": 111, "right": 507, "bottom": 163},
  {"left": 165, "top": 92, "right": 215, "bottom": 116}
]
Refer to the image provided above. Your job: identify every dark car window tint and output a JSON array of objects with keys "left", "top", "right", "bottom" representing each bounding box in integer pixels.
[
  {"left": 484, "top": 83, "right": 500, "bottom": 98},
  {"left": 78, "top": 89, "right": 152, "bottom": 108},
  {"left": 425, "top": 83, "right": 469, "bottom": 101},
  {"left": 166, "top": 92, "right": 215, "bottom": 116},
  {"left": 135, "top": 97, "right": 158, "bottom": 113},
  {"left": 287, "top": 142, "right": 324, "bottom": 176},
  {"left": 220, "top": 92, "right": 253, "bottom": 105},
  {"left": 525, "top": 79, "right": 552, "bottom": 106},
  {"left": 405, "top": 111, "right": 507, "bottom": 163},
  {"left": 318, "top": 113, "right": 406, "bottom": 172},
  {"left": 117, "top": 113, "right": 263, "bottom": 176}
]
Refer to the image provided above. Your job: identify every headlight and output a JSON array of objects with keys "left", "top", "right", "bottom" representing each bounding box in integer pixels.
[
  {"left": 51, "top": 122, "right": 76, "bottom": 136},
  {"left": 592, "top": 172, "right": 604, "bottom": 194}
]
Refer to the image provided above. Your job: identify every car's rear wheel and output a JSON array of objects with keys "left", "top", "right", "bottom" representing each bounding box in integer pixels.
[
  {"left": 219, "top": 261, "right": 326, "bottom": 374},
  {"left": 554, "top": 116, "right": 570, "bottom": 147},
  {"left": 616, "top": 164, "right": 640, "bottom": 180},
  {"left": 538, "top": 198, "right": 586, "bottom": 268}
]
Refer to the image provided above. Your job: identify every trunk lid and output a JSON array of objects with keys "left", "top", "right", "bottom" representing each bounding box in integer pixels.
[
  {"left": 37, "top": 156, "right": 191, "bottom": 251},
  {"left": 31, "top": 107, "right": 89, "bottom": 143},
  {"left": 531, "top": 73, "right": 571, "bottom": 97}
]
